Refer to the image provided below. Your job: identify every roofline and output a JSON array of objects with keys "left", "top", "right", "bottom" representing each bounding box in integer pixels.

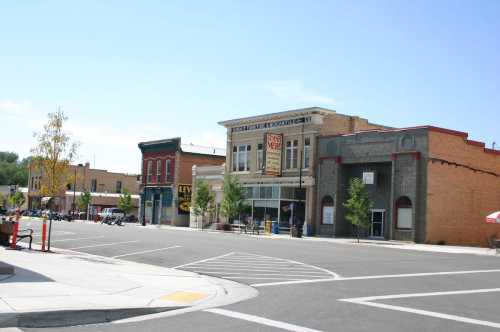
[
  {"left": 217, "top": 107, "right": 336, "bottom": 127},
  {"left": 138, "top": 137, "right": 181, "bottom": 149}
]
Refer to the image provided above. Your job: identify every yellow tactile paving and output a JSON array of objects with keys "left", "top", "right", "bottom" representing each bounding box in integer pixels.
[{"left": 159, "top": 291, "right": 208, "bottom": 304}]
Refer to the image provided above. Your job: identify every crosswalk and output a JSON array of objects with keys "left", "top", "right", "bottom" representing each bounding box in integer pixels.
[{"left": 175, "top": 252, "right": 338, "bottom": 286}]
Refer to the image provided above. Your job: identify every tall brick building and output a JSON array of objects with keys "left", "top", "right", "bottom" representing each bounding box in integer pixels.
[
  {"left": 138, "top": 137, "right": 225, "bottom": 226},
  {"left": 317, "top": 126, "right": 500, "bottom": 246}
]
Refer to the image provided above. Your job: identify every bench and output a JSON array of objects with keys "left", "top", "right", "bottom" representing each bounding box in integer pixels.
[{"left": 0, "top": 219, "right": 33, "bottom": 249}]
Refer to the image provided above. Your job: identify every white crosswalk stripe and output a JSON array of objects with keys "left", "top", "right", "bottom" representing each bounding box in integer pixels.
[{"left": 177, "top": 252, "right": 339, "bottom": 285}]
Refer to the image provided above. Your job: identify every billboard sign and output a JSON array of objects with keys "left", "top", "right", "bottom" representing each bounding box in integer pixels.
[
  {"left": 264, "top": 133, "right": 283, "bottom": 176},
  {"left": 177, "top": 184, "right": 192, "bottom": 214}
]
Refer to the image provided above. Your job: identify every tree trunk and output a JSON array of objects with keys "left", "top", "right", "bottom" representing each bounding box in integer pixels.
[{"left": 356, "top": 225, "right": 360, "bottom": 243}]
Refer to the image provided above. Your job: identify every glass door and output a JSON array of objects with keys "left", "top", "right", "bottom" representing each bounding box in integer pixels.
[{"left": 370, "top": 210, "right": 385, "bottom": 238}]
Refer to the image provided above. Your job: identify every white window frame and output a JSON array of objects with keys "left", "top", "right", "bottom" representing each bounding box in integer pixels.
[
  {"left": 147, "top": 161, "right": 152, "bottom": 183},
  {"left": 156, "top": 160, "right": 162, "bottom": 183},
  {"left": 303, "top": 137, "right": 311, "bottom": 169},
  {"left": 166, "top": 159, "right": 171, "bottom": 180},
  {"left": 257, "top": 143, "right": 264, "bottom": 170},
  {"left": 232, "top": 144, "right": 251, "bottom": 172},
  {"left": 286, "top": 139, "right": 298, "bottom": 169}
]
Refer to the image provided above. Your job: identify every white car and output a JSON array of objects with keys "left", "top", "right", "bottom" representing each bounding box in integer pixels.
[{"left": 98, "top": 208, "right": 125, "bottom": 219}]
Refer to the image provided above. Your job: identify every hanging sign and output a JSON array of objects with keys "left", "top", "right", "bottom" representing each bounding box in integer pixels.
[
  {"left": 264, "top": 133, "right": 283, "bottom": 176},
  {"left": 177, "top": 184, "right": 192, "bottom": 214}
]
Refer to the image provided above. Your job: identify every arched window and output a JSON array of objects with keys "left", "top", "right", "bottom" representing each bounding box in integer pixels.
[
  {"left": 396, "top": 196, "right": 412, "bottom": 229},
  {"left": 321, "top": 195, "right": 334, "bottom": 225}
]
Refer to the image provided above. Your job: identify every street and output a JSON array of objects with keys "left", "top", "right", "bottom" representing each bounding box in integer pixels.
[{"left": 15, "top": 219, "right": 500, "bottom": 332}]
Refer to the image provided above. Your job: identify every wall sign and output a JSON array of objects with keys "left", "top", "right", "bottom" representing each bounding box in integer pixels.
[
  {"left": 263, "top": 133, "right": 283, "bottom": 176},
  {"left": 231, "top": 116, "right": 311, "bottom": 133},
  {"left": 177, "top": 184, "right": 192, "bottom": 214}
]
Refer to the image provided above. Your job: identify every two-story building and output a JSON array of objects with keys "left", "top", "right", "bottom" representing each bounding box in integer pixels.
[
  {"left": 138, "top": 137, "right": 225, "bottom": 226},
  {"left": 218, "top": 107, "right": 387, "bottom": 234}
]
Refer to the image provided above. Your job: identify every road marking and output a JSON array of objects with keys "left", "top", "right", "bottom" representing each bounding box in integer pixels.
[
  {"left": 191, "top": 271, "right": 328, "bottom": 277},
  {"left": 33, "top": 230, "right": 75, "bottom": 236},
  {"left": 340, "top": 288, "right": 500, "bottom": 329},
  {"left": 172, "top": 252, "right": 235, "bottom": 269},
  {"left": 67, "top": 240, "right": 139, "bottom": 250},
  {"left": 111, "top": 245, "right": 181, "bottom": 258},
  {"left": 183, "top": 266, "right": 332, "bottom": 273},
  {"left": 205, "top": 308, "right": 323, "bottom": 332},
  {"left": 0, "top": 328, "right": 24, "bottom": 332},
  {"left": 47, "top": 236, "right": 106, "bottom": 242},
  {"left": 160, "top": 291, "right": 208, "bottom": 304},
  {"left": 252, "top": 269, "right": 500, "bottom": 287}
]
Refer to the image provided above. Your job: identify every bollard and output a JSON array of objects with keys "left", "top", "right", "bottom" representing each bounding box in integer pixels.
[
  {"left": 41, "top": 219, "right": 47, "bottom": 251},
  {"left": 10, "top": 221, "right": 18, "bottom": 249}
]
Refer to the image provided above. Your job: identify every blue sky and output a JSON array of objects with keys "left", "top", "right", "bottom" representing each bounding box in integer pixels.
[{"left": 1, "top": 0, "right": 499, "bottom": 173}]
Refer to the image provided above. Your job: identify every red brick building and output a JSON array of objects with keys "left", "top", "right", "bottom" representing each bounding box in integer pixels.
[{"left": 138, "top": 137, "right": 225, "bottom": 226}]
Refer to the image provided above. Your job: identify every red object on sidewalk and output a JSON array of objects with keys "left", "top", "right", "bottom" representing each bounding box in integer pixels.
[
  {"left": 42, "top": 220, "right": 47, "bottom": 251},
  {"left": 10, "top": 222, "right": 18, "bottom": 249}
]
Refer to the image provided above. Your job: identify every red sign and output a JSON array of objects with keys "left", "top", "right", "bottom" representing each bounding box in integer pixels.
[{"left": 264, "top": 133, "right": 283, "bottom": 176}]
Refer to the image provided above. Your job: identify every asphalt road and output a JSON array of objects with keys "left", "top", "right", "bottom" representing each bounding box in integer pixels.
[{"left": 15, "top": 219, "right": 500, "bottom": 332}]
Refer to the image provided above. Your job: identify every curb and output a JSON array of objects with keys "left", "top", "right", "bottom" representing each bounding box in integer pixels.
[{"left": 0, "top": 306, "right": 186, "bottom": 328}]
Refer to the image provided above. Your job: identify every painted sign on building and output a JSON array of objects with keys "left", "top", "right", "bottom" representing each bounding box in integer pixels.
[
  {"left": 177, "top": 184, "right": 192, "bottom": 215},
  {"left": 264, "top": 133, "right": 283, "bottom": 176}
]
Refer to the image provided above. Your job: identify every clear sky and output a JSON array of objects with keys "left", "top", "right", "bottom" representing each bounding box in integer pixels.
[{"left": 1, "top": 0, "right": 499, "bottom": 174}]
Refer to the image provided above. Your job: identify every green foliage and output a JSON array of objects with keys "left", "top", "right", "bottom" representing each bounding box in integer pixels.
[
  {"left": 77, "top": 189, "right": 91, "bottom": 211},
  {"left": 0, "top": 192, "right": 4, "bottom": 207},
  {"left": 8, "top": 191, "right": 26, "bottom": 208},
  {"left": 343, "top": 177, "right": 373, "bottom": 242},
  {"left": 0, "top": 152, "right": 29, "bottom": 186},
  {"left": 192, "top": 180, "right": 215, "bottom": 217},
  {"left": 220, "top": 174, "right": 248, "bottom": 223},
  {"left": 118, "top": 189, "right": 133, "bottom": 214}
]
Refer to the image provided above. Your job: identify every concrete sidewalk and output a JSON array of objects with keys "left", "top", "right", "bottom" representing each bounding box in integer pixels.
[{"left": 0, "top": 245, "right": 256, "bottom": 328}]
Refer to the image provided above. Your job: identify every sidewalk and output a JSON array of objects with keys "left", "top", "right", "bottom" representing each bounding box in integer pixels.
[{"left": 0, "top": 244, "right": 256, "bottom": 328}]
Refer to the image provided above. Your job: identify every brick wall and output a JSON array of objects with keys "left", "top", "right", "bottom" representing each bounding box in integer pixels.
[
  {"left": 178, "top": 153, "right": 225, "bottom": 185},
  {"left": 426, "top": 130, "right": 500, "bottom": 246}
]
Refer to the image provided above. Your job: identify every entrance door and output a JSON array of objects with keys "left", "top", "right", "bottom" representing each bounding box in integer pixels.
[
  {"left": 152, "top": 194, "right": 161, "bottom": 225},
  {"left": 370, "top": 210, "right": 385, "bottom": 238}
]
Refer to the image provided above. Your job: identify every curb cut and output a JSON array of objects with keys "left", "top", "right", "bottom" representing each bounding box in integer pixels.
[{"left": 0, "top": 306, "right": 186, "bottom": 328}]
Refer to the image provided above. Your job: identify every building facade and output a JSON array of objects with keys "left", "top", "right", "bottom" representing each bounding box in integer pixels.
[
  {"left": 190, "top": 164, "right": 225, "bottom": 228},
  {"left": 218, "top": 107, "right": 387, "bottom": 233},
  {"left": 27, "top": 162, "right": 140, "bottom": 215},
  {"left": 138, "top": 138, "right": 225, "bottom": 226},
  {"left": 316, "top": 126, "right": 500, "bottom": 246}
]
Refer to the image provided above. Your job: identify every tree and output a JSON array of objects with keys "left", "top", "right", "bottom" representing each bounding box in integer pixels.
[
  {"left": 192, "top": 180, "right": 215, "bottom": 229},
  {"left": 220, "top": 174, "right": 247, "bottom": 224},
  {"left": 77, "top": 189, "right": 91, "bottom": 212},
  {"left": 118, "top": 189, "right": 133, "bottom": 215},
  {"left": 8, "top": 191, "right": 25, "bottom": 208},
  {"left": 31, "top": 109, "right": 79, "bottom": 201},
  {"left": 31, "top": 109, "right": 79, "bottom": 251},
  {"left": 343, "top": 177, "right": 373, "bottom": 243},
  {"left": 0, "top": 152, "right": 29, "bottom": 186},
  {"left": 0, "top": 192, "right": 5, "bottom": 207}
]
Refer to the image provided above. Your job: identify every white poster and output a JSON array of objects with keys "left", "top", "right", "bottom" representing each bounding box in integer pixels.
[{"left": 322, "top": 206, "right": 334, "bottom": 225}]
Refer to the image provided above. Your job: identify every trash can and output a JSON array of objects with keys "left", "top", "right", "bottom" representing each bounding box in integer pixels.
[
  {"left": 265, "top": 220, "right": 272, "bottom": 234},
  {"left": 272, "top": 221, "right": 279, "bottom": 234}
]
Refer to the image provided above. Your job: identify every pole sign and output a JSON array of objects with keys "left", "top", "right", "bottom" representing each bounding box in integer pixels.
[
  {"left": 263, "top": 133, "right": 283, "bottom": 176},
  {"left": 177, "top": 184, "right": 192, "bottom": 215}
]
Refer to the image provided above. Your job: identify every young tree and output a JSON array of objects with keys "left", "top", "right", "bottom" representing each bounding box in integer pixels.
[
  {"left": 343, "top": 177, "right": 373, "bottom": 243},
  {"left": 77, "top": 189, "right": 92, "bottom": 218},
  {"left": 0, "top": 192, "right": 4, "bottom": 207},
  {"left": 220, "top": 174, "right": 247, "bottom": 224},
  {"left": 192, "top": 180, "right": 215, "bottom": 229},
  {"left": 118, "top": 189, "right": 133, "bottom": 215},
  {"left": 8, "top": 191, "right": 25, "bottom": 208},
  {"left": 31, "top": 109, "right": 79, "bottom": 250}
]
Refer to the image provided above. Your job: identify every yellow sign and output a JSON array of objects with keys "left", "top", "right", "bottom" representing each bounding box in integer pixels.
[
  {"left": 264, "top": 133, "right": 283, "bottom": 176},
  {"left": 177, "top": 184, "right": 192, "bottom": 215}
]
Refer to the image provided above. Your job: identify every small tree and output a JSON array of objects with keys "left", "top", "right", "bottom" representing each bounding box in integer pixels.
[
  {"left": 118, "top": 189, "right": 133, "bottom": 215},
  {"left": 220, "top": 174, "right": 246, "bottom": 224},
  {"left": 192, "top": 180, "right": 215, "bottom": 229},
  {"left": 343, "top": 177, "right": 373, "bottom": 243},
  {"left": 77, "top": 189, "right": 91, "bottom": 217},
  {"left": 8, "top": 191, "right": 25, "bottom": 209},
  {"left": 0, "top": 192, "right": 4, "bottom": 207}
]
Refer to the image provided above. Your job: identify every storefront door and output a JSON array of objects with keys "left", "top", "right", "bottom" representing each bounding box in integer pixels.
[{"left": 370, "top": 209, "right": 385, "bottom": 238}]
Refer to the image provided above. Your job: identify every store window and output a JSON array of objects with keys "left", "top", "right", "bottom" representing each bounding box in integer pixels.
[
  {"left": 156, "top": 160, "right": 162, "bottom": 183},
  {"left": 257, "top": 143, "right": 264, "bottom": 170},
  {"left": 396, "top": 196, "right": 413, "bottom": 229},
  {"left": 232, "top": 144, "right": 251, "bottom": 172},
  {"left": 303, "top": 137, "right": 311, "bottom": 169},
  {"left": 147, "top": 160, "right": 152, "bottom": 183},
  {"left": 286, "top": 139, "right": 298, "bottom": 169}
]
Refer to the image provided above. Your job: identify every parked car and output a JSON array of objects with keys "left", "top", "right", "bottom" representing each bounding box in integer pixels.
[{"left": 98, "top": 208, "right": 125, "bottom": 219}]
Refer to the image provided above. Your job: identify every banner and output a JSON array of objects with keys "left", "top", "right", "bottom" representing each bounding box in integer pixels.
[
  {"left": 264, "top": 133, "right": 283, "bottom": 176},
  {"left": 177, "top": 184, "right": 192, "bottom": 214}
]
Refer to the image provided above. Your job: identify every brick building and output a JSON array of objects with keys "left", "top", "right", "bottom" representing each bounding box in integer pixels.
[
  {"left": 27, "top": 162, "right": 140, "bottom": 215},
  {"left": 316, "top": 126, "right": 500, "bottom": 246},
  {"left": 218, "top": 107, "right": 387, "bottom": 234},
  {"left": 138, "top": 138, "right": 225, "bottom": 226}
]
